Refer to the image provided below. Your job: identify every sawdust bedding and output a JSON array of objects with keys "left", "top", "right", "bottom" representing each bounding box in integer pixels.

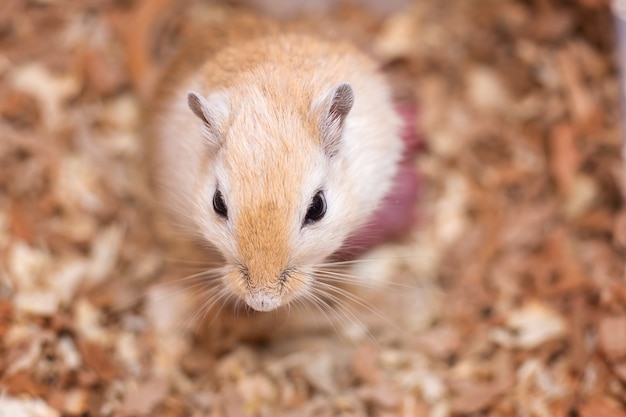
[{"left": 0, "top": 0, "right": 625, "bottom": 416}]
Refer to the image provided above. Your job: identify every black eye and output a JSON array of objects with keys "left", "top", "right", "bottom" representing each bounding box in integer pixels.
[
  {"left": 304, "top": 191, "right": 326, "bottom": 225},
  {"left": 213, "top": 189, "right": 228, "bottom": 218}
]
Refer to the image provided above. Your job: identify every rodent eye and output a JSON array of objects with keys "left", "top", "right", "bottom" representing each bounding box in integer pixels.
[
  {"left": 213, "top": 189, "right": 228, "bottom": 219},
  {"left": 304, "top": 191, "right": 326, "bottom": 225}
]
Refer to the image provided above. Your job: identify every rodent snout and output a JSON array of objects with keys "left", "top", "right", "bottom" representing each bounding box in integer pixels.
[
  {"left": 245, "top": 290, "right": 282, "bottom": 312},
  {"left": 225, "top": 266, "right": 309, "bottom": 312}
]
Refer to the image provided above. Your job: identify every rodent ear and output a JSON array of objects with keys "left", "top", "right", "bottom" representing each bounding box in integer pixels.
[
  {"left": 187, "top": 91, "right": 229, "bottom": 148},
  {"left": 317, "top": 83, "right": 354, "bottom": 157}
]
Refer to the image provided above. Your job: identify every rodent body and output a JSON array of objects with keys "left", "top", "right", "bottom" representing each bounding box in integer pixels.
[{"left": 149, "top": 15, "right": 404, "bottom": 312}]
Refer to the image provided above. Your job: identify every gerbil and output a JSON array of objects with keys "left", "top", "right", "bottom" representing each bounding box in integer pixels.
[{"left": 146, "top": 14, "right": 406, "bottom": 312}]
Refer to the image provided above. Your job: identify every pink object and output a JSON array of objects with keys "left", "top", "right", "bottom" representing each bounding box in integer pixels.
[{"left": 336, "top": 103, "right": 422, "bottom": 260}]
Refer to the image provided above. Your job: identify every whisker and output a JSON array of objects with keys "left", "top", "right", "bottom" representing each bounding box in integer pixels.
[
  {"left": 311, "top": 281, "right": 405, "bottom": 336},
  {"left": 302, "top": 290, "right": 342, "bottom": 337},
  {"left": 312, "top": 252, "right": 435, "bottom": 268},
  {"left": 208, "top": 290, "right": 237, "bottom": 327},
  {"left": 309, "top": 287, "right": 378, "bottom": 346},
  {"left": 158, "top": 281, "right": 218, "bottom": 303},
  {"left": 312, "top": 269, "right": 424, "bottom": 293},
  {"left": 199, "top": 289, "right": 231, "bottom": 329},
  {"left": 182, "top": 289, "right": 218, "bottom": 332},
  {"left": 107, "top": 273, "right": 220, "bottom": 315},
  {"left": 176, "top": 268, "right": 224, "bottom": 282},
  {"left": 132, "top": 270, "right": 223, "bottom": 308},
  {"left": 163, "top": 257, "right": 223, "bottom": 267},
  {"left": 184, "top": 286, "right": 233, "bottom": 333},
  {"left": 311, "top": 258, "right": 395, "bottom": 267}
]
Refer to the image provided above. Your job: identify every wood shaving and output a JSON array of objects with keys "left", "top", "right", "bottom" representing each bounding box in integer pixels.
[{"left": 0, "top": 0, "right": 624, "bottom": 416}]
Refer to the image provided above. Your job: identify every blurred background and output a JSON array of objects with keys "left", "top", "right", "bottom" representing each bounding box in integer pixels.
[{"left": 0, "top": 0, "right": 624, "bottom": 416}]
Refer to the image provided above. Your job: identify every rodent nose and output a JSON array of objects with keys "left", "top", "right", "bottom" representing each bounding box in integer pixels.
[{"left": 246, "top": 291, "right": 281, "bottom": 312}]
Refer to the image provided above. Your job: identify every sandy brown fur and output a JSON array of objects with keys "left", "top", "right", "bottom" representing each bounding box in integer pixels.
[{"left": 148, "top": 13, "right": 402, "bottom": 311}]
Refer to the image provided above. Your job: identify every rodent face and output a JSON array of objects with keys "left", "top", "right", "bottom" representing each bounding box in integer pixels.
[
  {"left": 188, "top": 84, "right": 355, "bottom": 311},
  {"left": 212, "top": 136, "right": 328, "bottom": 311}
]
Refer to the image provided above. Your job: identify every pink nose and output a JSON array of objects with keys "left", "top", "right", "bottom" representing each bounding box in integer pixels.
[{"left": 246, "top": 291, "right": 282, "bottom": 312}]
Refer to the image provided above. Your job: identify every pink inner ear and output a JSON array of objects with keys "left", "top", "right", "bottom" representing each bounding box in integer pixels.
[{"left": 334, "top": 102, "right": 422, "bottom": 260}]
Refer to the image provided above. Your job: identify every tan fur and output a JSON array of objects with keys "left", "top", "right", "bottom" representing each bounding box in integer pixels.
[{"left": 150, "top": 15, "right": 403, "bottom": 312}]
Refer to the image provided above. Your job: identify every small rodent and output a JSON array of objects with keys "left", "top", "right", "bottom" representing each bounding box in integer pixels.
[{"left": 144, "top": 11, "right": 412, "bottom": 312}]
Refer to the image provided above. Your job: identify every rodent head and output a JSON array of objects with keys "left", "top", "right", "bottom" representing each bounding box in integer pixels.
[{"left": 186, "top": 82, "right": 357, "bottom": 312}]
